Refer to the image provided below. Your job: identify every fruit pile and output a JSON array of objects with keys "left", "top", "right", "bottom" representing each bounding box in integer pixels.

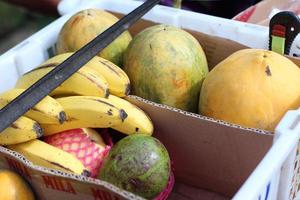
[
  {"left": 120, "top": 14, "right": 300, "bottom": 132},
  {"left": 1, "top": 6, "right": 300, "bottom": 200},
  {"left": 0, "top": 9, "right": 174, "bottom": 200}
]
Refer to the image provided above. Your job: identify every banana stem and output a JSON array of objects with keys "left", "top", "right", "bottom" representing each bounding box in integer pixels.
[{"left": 173, "top": 0, "right": 182, "bottom": 9}]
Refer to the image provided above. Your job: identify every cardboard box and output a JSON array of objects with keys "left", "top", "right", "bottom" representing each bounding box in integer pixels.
[{"left": 0, "top": 14, "right": 281, "bottom": 200}]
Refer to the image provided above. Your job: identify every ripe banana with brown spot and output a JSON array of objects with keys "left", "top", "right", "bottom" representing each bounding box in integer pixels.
[
  {"left": 41, "top": 96, "right": 128, "bottom": 135},
  {"left": 8, "top": 139, "right": 89, "bottom": 176},
  {"left": 0, "top": 88, "right": 66, "bottom": 124},
  {"left": 0, "top": 116, "right": 43, "bottom": 145},
  {"left": 108, "top": 95, "right": 153, "bottom": 135},
  {"left": 44, "top": 53, "right": 130, "bottom": 97},
  {"left": 80, "top": 95, "right": 153, "bottom": 135},
  {"left": 15, "top": 62, "right": 109, "bottom": 98}
]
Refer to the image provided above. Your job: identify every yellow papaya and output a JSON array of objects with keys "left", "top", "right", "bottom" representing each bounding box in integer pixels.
[
  {"left": 199, "top": 49, "right": 300, "bottom": 131},
  {"left": 56, "top": 9, "right": 132, "bottom": 67},
  {"left": 0, "top": 169, "right": 35, "bottom": 200}
]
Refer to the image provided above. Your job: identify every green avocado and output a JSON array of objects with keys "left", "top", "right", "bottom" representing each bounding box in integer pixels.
[{"left": 98, "top": 134, "right": 170, "bottom": 199}]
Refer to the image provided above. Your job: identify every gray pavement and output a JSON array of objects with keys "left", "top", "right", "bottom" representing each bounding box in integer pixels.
[{"left": 0, "top": 1, "right": 56, "bottom": 54}]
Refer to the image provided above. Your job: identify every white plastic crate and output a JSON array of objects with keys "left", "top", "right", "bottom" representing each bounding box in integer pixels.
[
  {"left": 234, "top": 111, "right": 300, "bottom": 200},
  {"left": 58, "top": 0, "right": 270, "bottom": 50},
  {"left": 58, "top": 0, "right": 300, "bottom": 57},
  {"left": 0, "top": 1, "right": 300, "bottom": 199}
]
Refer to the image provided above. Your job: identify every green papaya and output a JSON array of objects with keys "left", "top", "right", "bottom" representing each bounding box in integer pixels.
[{"left": 124, "top": 24, "right": 208, "bottom": 112}]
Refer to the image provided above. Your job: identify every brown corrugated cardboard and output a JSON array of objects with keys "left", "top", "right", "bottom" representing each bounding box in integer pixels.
[
  {"left": 0, "top": 146, "right": 142, "bottom": 200},
  {"left": 0, "top": 13, "right": 288, "bottom": 200},
  {"left": 127, "top": 96, "right": 273, "bottom": 198}
]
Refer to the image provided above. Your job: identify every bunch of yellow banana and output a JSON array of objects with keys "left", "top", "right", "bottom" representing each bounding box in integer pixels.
[
  {"left": 16, "top": 53, "right": 130, "bottom": 97},
  {"left": 0, "top": 53, "right": 154, "bottom": 176},
  {"left": 41, "top": 95, "right": 153, "bottom": 136},
  {"left": 13, "top": 53, "right": 153, "bottom": 136},
  {"left": 0, "top": 88, "right": 64, "bottom": 145}
]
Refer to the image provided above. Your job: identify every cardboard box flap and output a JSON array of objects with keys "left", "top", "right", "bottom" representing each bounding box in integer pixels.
[
  {"left": 289, "top": 55, "right": 300, "bottom": 67},
  {"left": 0, "top": 146, "right": 144, "bottom": 200},
  {"left": 0, "top": 93, "right": 274, "bottom": 199},
  {"left": 169, "top": 182, "right": 229, "bottom": 200},
  {"left": 185, "top": 30, "right": 248, "bottom": 69},
  {"left": 127, "top": 96, "right": 273, "bottom": 197}
]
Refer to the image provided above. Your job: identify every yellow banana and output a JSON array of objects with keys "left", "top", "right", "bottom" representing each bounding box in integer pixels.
[
  {"left": 8, "top": 139, "right": 89, "bottom": 176},
  {"left": 91, "top": 56, "right": 130, "bottom": 97},
  {"left": 41, "top": 96, "right": 128, "bottom": 135},
  {"left": 0, "top": 88, "right": 66, "bottom": 124},
  {"left": 0, "top": 116, "right": 43, "bottom": 145},
  {"left": 108, "top": 95, "right": 153, "bottom": 135},
  {"left": 79, "top": 95, "right": 153, "bottom": 135},
  {"left": 15, "top": 62, "right": 109, "bottom": 98},
  {"left": 44, "top": 53, "right": 130, "bottom": 97}
]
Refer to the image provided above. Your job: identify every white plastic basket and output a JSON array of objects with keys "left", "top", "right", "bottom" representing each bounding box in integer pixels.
[
  {"left": 57, "top": 0, "right": 270, "bottom": 50},
  {"left": 58, "top": 0, "right": 300, "bottom": 58},
  {"left": 0, "top": 1, "right": 300, "bottom": 199},
  {"left": 234, "top": 110, "right": 300, "bottom": 200}
]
